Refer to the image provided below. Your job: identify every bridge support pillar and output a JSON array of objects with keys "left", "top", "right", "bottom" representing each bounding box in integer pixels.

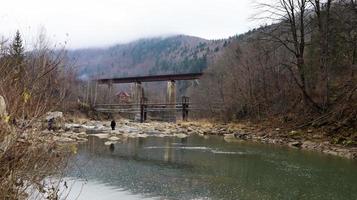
[
  {"left": 166, "top": 80, "right": 176, "bottom": 122},
  {"left": 132, "top": 82, "right": 144, "bottom": 121},
  {"left": 133, "top": 82, "right": 143, "bottom": 105},
  {"left": 107, "top": 81, "right": 113, "bottom": 104}
]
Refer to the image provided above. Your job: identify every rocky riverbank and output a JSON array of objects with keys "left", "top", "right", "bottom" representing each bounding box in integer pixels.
[{"left": 46, "top": 114, "right": 357, "bottom": 159}]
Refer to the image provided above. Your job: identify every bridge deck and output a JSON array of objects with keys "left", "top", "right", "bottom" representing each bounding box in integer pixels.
[{"left": 95, "top": 73, "right": 203, "bottom": 84}]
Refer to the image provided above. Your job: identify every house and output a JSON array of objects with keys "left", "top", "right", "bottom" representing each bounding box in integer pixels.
[{"left": 116, "top": 91, "right": 130, "bottom": 103}]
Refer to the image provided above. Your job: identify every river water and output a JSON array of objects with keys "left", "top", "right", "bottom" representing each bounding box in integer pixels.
[{"left": 63, "top": 135, "right": 357, "bottom": 200}]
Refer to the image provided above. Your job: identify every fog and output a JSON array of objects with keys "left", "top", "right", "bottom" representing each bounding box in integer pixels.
[{"left": 0, "top": 0, "right": 261, "bottom": 49}]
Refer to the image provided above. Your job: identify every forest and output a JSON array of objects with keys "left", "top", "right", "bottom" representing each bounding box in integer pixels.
[{"left": 191, "top": 0, "right": 356, "bottom": 139}]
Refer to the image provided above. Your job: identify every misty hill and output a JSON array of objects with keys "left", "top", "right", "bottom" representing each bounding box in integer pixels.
[{"left": 68, "top": 35, "right": 230, "bottom": 79}]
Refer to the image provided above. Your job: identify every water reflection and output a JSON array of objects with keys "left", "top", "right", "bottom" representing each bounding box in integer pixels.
[{"left": 66, "top": 135, "right": 357, "bottom": 200}]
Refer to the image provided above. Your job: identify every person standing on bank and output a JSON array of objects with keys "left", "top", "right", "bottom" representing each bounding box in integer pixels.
[{"left": 111, "top": 119, "right": 116, "bottom": 130}]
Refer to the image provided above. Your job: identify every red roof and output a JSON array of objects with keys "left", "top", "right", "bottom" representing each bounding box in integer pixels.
[{"left": 116, "top": 91, "right": 130, "bottom": 97}]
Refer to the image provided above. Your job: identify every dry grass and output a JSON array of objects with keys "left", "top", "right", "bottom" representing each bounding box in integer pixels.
[{"left": 0, "top": 123, "right": 70, "bottom": 199}]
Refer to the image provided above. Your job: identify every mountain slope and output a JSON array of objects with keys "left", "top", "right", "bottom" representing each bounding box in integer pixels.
[{"left": 68, "top": 35, "right": 229, "bottom": 79}]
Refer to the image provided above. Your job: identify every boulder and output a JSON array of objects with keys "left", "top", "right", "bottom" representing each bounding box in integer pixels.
[
  {"left": 224, "top": 133, "right": 242, "bottom": 143},
  {"left": 93, "top": 133, "right": 110, "bottom": 139},
  {"left": 45, "top": 111, "right": 63, "bottom": 121},
  {"left": 288, "top": 141, "right": 302, "bottom": 148},
  {"left": 174, "top": 133, "right": 188, "bottom": 139},
  {"left": 76, "top": 132, "right": 88, "bottom": 138},
  {"left": 223, "top": 134, "right": 235, "bottom": 139},
  {"left": 301, "top": 140, "right": 317, "bottom": 149},
  {"left": 45, "top": 111, "right": 65, "bottom": 130},
  {"left": 108, "top": 136, "right": 120, "bottom": 141},
  {"left": 104, "top": 141, "right": 117, "bottom": 146},
  {"left": 234, "top": 132, "right": 249, "bottom": 140},
  {"left": 137, "top": 133, "right": 149, "bottom": 138}
]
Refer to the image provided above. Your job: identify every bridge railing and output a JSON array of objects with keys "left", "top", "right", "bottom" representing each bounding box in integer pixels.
[{"left": 94, "top": 101, "right": 223, "bottom": 122}]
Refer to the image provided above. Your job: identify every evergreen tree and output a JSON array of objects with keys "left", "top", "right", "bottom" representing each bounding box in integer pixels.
[
  {"left": 9, "top": 30, "right": 25, "bottom": 92},
  {"left": 10, "top": 30, "right": 25, "bottom": 63}
]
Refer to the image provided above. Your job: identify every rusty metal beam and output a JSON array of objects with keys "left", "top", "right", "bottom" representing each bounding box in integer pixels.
[{"left": 95, "top": 73, "right": 203, "bottom": 84}]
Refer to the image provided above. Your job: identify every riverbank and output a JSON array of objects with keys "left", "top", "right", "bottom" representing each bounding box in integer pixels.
[{"left": 52, "top": 116, "right": 357, "bottom": 160}]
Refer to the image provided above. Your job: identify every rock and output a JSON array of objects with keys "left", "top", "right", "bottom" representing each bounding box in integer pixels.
[
  {"left": 301, "top": 141, "right": 317, "bottom": 149},
  {"left": 108, "top": 136, "right": 120, "bottom": 141},
  {"left": 62, "top": 132, "right": 74, "bottom": 138},
  {"left": 53, "top": 136, "right": 76, "bottom": 143},
  {"left": 224, "top": 137, "right": 241, "bottom": 143},
  {"left": 288, "top": 141, "right": 302, "bottom": 148},
  {"left": 234, "top": 132, "right": 249, "bottom": 140},
  {"left": 111, "top": 130, "right": 123, "bottom": 135},
  {"left": 307, "top": 129, "right": 313, "bottom": 133},
  {"left": 0, "top": 95, "right": 7, "bottom": 119},
  {"left": 64, "top": 123, "right": 80, "bottom": 130},
  {"left": 104, "top": 141, "right": 117, "bottom": 146},
  {"left": 275, "top": 128, "right": 280, "bottom": 131},
  {"left": 223, "top": 134, "right": 235, "bottom": 139},
  {"left": 72, "top": 127, "right": 86, "bottom": 133},
  {"left": 137, "top": 133, "right": 149, "bottom": 138},
  {"left": 45, "top": 111, "right": 63, "bottom": 121},
  {"left": 323, "top": 149, "right": 339, "bottom": 156},
  {"left": 85, "top": 123, "right": 107, "bottom": 133},
  {"left": 45, "top": 111, "right": 65, "bottom": 130},
  {"left": 93, "top": 133, "right": 110, "bottom": 139},
  {"left": 224, "top": 133, "right": 243, "bottom": 143},
  {"left": 76, "top": 137, "right": 88, "bottom": 142},
  {"left": 175, "top": 133, "right": 188, "bottom": 139},
  {"left": 157, "top": 134, "right": 167, "bottom": 138},
  {"left": 76, "top": 132, "right": 88, "bottom": 138}
]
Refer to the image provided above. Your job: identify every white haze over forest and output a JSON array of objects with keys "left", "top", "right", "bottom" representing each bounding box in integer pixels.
[{"left": 0, "top": 0, "right": 266, "bottom": 49}]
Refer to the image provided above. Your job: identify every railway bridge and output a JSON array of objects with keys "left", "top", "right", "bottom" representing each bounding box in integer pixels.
[{"left": 89, "top": 73, "right": 203, "bottom": 122}]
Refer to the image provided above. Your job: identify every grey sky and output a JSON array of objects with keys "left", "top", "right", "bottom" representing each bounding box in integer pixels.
[{"left": 0, "top": 0, "right": 261, "bottom": 49}]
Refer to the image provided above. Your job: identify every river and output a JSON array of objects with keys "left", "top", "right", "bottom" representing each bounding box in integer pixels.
[{"left": 63, "top": 135, "right": 357, "bottom": 200}]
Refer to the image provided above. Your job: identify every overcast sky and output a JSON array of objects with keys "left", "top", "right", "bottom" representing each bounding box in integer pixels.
[{"left": 0, "top": 0, "right": 262, "bottom": 49}]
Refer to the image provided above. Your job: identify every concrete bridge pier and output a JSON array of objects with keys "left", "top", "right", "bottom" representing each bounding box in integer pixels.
[
  {"left": 133, "top": 82, "right": 143, "bottom": 105},
  {"left": 107, "top": 81, "right": 113, "bottom": 104},
  {"left": 166, "top": 80, "right": 176, "bottom": 122},
  {"left": 132, "top": 82, "right": 144, "bottom": 121}
]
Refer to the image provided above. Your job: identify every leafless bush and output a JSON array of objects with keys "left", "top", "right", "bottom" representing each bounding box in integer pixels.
[{"left": 0, "top": 31, "right": 74, "bottom": 199}]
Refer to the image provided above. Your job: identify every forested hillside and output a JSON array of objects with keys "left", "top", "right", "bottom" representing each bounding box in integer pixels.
[
  {"left": 68, "top": 35, "right": 229, "bottom": 78},
  {"left": 191, "top": 0, "right": 356, "bottom": 140}
]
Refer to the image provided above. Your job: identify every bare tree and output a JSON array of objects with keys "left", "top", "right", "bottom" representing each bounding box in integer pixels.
[
  {"left": 257, "top": 0, "right": 323, "bottom": 111},
  {"left": 0, "top": 31, "right": 73, "bottom": 199},
  {"left": 310, "top": 0, "right": 334, "bottom": 109}
]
